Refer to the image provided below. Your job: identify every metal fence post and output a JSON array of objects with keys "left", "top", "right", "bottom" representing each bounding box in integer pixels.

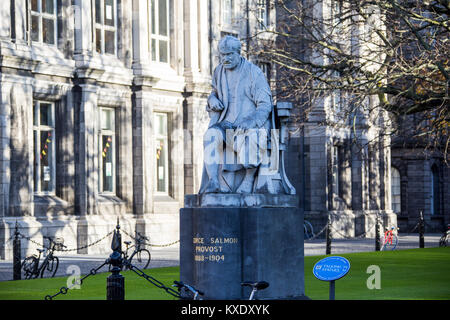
[
  {"left": 107, "top": 218, "right": 124, "bottom": 300},
  {"left": 419, "top": 211, "right": 425, "bottom": 248},
  {"left": 326, "top": 215, "right": 332, "bottom": 255},
  {"left": 13, "top": 221, "right": 21, "bottom": 280}
]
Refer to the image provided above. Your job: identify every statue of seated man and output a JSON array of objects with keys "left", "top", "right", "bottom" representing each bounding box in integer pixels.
[{"left": 199, "top": 36, "right": 274, "bottom": 194}]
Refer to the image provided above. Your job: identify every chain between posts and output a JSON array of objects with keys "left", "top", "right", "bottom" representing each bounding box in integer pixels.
[
  {"left": 124, "top": 260, "right": 181, "bottom": 299},
  {"left": 305, "top": 216, "right": 378, "bottom": 241},
  {"left": 44, "top": 261, "right": 108, "bottom": 300},
  {"left": 121, "top": 229, "right": 180, "bottom": 248},
  {"left": 10, "top": 230, "right": 114, "bottom": 252}
]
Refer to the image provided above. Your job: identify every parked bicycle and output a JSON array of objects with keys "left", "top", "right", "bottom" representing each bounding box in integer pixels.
[
  {"left": 304, "top": 220, "right": 315, "bottom": 239},
  {"left": 241, "top": 281, "right": 270, "bottom": 300},
  {"left": 173, "top": 281, "right": 204, "bottom": 300},
  {"left": 381, "top": 227, "right": 399, "bottom": 251},
  {"left": 439, "top": 224, "right": 450, "bottom": 247},
  {"left": 115, "top": 232, "right": 151, "bottom": 271},
  {"left": 22, "top": 236, "right": 65, "bottom": 279}
]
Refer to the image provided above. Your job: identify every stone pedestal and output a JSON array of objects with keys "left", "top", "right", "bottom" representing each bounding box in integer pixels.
[{"left": 180, "top": 194, "right": 305, "bottom": 300}]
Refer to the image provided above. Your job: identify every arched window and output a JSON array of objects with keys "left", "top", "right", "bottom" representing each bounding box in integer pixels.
[
  {"left": 431, "top": 165, "right": 440, "bottom": 215},
  {"left": 391, "top": 167, "right": 401, "bottom": 213}
]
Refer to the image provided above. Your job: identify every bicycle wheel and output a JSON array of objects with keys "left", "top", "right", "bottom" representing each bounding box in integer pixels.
[
  {"left": 22, "top": 256, "right": 38, "bottom": 280},
  {"left": 129, "top": 249, "right": 151, "bottom": 270},
  {"left": 439, "top": 234, "right": 449, "bottom": 247},
  {"left": 381, "top": 235, "right": 398, "bottom": 251},
  {"left": 41, "top": 256, "right": 59, "bottom": 278}
]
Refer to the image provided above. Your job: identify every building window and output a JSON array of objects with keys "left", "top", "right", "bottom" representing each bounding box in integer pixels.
[
  {"left": 256, "top": 0, "right": 268, "bottom": 30},
  {"left": 332, "top": 145, "right": 340, "bottom": 196},
  {"left": 33, "top": 101, "right": 55, "bottom": 193},
  {"left": 331, "top": 71, "right": 342, "bottom": 111},
  {"left": 222, "top": 0, "right": 235, "bottom": 25},
  {"left": 258, "top": 62, "right": 271, "bottom": 81},
  {"left": 154, "top": 113, "right": 169, "bottom": 194},
  {"left": 391, "top": 167, "right": 401, "bottom": 213},
  {"left": 99, "top": 108, "right": 116, "bottom": 193},
  {"left": 30, "top": 0, "right": 57, "bottom": 44},
  {"left": 331, "top": 0, "right": 342, "bottom": 27},
  {"left": 431, "top": 165, "right": 440, "bottom": 215},
  {"left": 149, "top": 0, "right": 170, "bottom": 63},
  {"left": 94, "top": 0, "right": 117, "bottom": 55},
  {"left": 220, "top": 31, "right": 238, "bottom": 39}
]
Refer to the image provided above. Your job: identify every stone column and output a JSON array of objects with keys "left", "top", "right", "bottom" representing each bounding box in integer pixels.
[
  {"left": 184, "top": 0, "right": 200, "bottom": 73},
  {"left": 368, "top": 141, "right": 381, "bottom": 210},
  {"left": 8, "top": 78, "right": 34, "bottom": 217},
  {"left": 131, "top": 0, "right": 154, "bottom": 236},
  {"left": 73, "top": 0, "right": 93, "bottom": 55},
  {"left": 75, "top": 84, "right": 99, "bottom": 253},
  {"left": 351, "top": 142, "right": 364, "bottom": 211},
  {"left": 183, "top": 0, "right": 211, "bottom": 195},
  {"left": 0, "top": 0, "right": 10, "bottom": 39},
  {"left": 341, "top": 140, "right": 352, "bottom": 209},
  {"left": 56, "top": 92, "right": 76, "bottom": 204},
  {"left": 183, "top": 95, "right": 209, "bottom": 195},
  {"left": 131, "top": 0, "right": 151, "bottom": 71},
  {"left": 12, "top": 0, "right": 27, "bottom": 43},
  {"left": 0, "top": 79, "right": 12, "bottom": 219},
  {"left": 116, "top": 95, "right": 134, "bottom": 213},
  {"left": 304, "top": 124, "right": 328, "bottom": 213},
  {"left": 0, "top": 78, "right": 12, "bottom": 260},
  {"left": 198, "top": 1, "right": 210, "bottom": 74},
  {"left": 132, "top": 89, "right": 154, "bottom": 217}
]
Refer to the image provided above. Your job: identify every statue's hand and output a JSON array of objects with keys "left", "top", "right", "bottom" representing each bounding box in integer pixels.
[
  {"left": 235, "top": 116, "right": 257, "bottom": 131},
  {"left": 207, "top": 95, "right": 225, "bottom": 112}
]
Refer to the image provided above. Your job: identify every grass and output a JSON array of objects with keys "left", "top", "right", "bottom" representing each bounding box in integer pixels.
[
  {"left": 304, "top": 247, "right": 450, "bottom": 300},
  {"left": 0, "top": 247, "right": 449, "bottom": 300}
]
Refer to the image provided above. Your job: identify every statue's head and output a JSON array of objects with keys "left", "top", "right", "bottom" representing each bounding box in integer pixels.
[{"left": 218, "top": 36, "right": 242, "bottom": 70}]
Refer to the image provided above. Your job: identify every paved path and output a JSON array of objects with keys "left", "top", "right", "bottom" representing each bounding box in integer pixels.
[{"left": 0, "top": 233, "right": 442, "bottom": 282}]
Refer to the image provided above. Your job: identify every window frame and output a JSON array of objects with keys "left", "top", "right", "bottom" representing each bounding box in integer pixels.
[
  {"left": 93, "top": 0, "right": 118, "bottom": 56},
  {"left": 256, "top": 0, "right": 269, "bottom": 31},
  {"left": 148, "top": 0, "right": 170, "bottom": 63},
  {"left": 33, "top": 101, "right": 56, "bottom": 195},
  {"left": 431, "top": 165, "right": 440, "bottom": 215},
  {"left": 222, "top": 0, "right": 236, "bottom": 26},
  {"left": 98, "top": 107, "right": 116, "bottom": 194},
  {"left": 332, "top": 145, "right": 340, "bottom": 197},
  {"left": 257, "top": 61, "right": 271, "bottom": 81},
  {"left": 154, "top": 112, "right": 170, "bottom": 195},
  {"left": 391, "top": 166, "right": 401, "bottom": 214},
  {"left": 30, "top": 0, "right": 58, "bottom": 45}
]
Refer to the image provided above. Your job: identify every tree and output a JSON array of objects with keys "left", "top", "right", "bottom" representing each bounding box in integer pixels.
[{"left": 247, "top": 0, "right": 449, "bottom": 157}]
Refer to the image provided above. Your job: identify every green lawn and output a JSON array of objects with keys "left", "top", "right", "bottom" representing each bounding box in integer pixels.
[
  {"left": 305, "top": 247, "right": 450, "bottom": 300},
  {"left": 0, "top": 247, "right": 449, "bottom": 300}
]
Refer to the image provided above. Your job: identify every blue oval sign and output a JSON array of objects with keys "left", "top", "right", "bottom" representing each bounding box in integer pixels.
[{"left": 313, "top": 256, "right": 350, "bottom": 281}]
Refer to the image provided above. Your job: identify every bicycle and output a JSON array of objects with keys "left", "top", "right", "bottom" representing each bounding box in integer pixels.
[
  {"left": 304, "top": 220, "right": 315, "bottom": 239},
  {"left": 381, "top": 227, "right": 399, "bottom": 251},
  {"left": 439, "top": 224, "right": 450, "bottom": 247},
  {"left": 21, "top": 236, "right": 65, "bottom": 279},
  {"left": 117, "top": 232, "right": 151, "bottom": 270},
  {"left": 173, "top": 281, "right": 204, "bottom": 300},
  {"left": 241, "top": 281, "right": 270, "bottom": 300}
]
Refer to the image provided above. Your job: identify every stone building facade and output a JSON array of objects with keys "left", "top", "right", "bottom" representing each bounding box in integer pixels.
[
  {"left": 391, "top": 121, "right": 449, "bottom": 233},
  {"left": 0, "top": 0, "right": 211, "bottom": 259},
  {"left": 2, "top": 0, "right": 442, "bottom": 260}
]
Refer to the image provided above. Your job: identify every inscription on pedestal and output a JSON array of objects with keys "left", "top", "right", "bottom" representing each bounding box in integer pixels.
[{"left": 193, "top": 236, "right": 239, "bottom": 263}]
